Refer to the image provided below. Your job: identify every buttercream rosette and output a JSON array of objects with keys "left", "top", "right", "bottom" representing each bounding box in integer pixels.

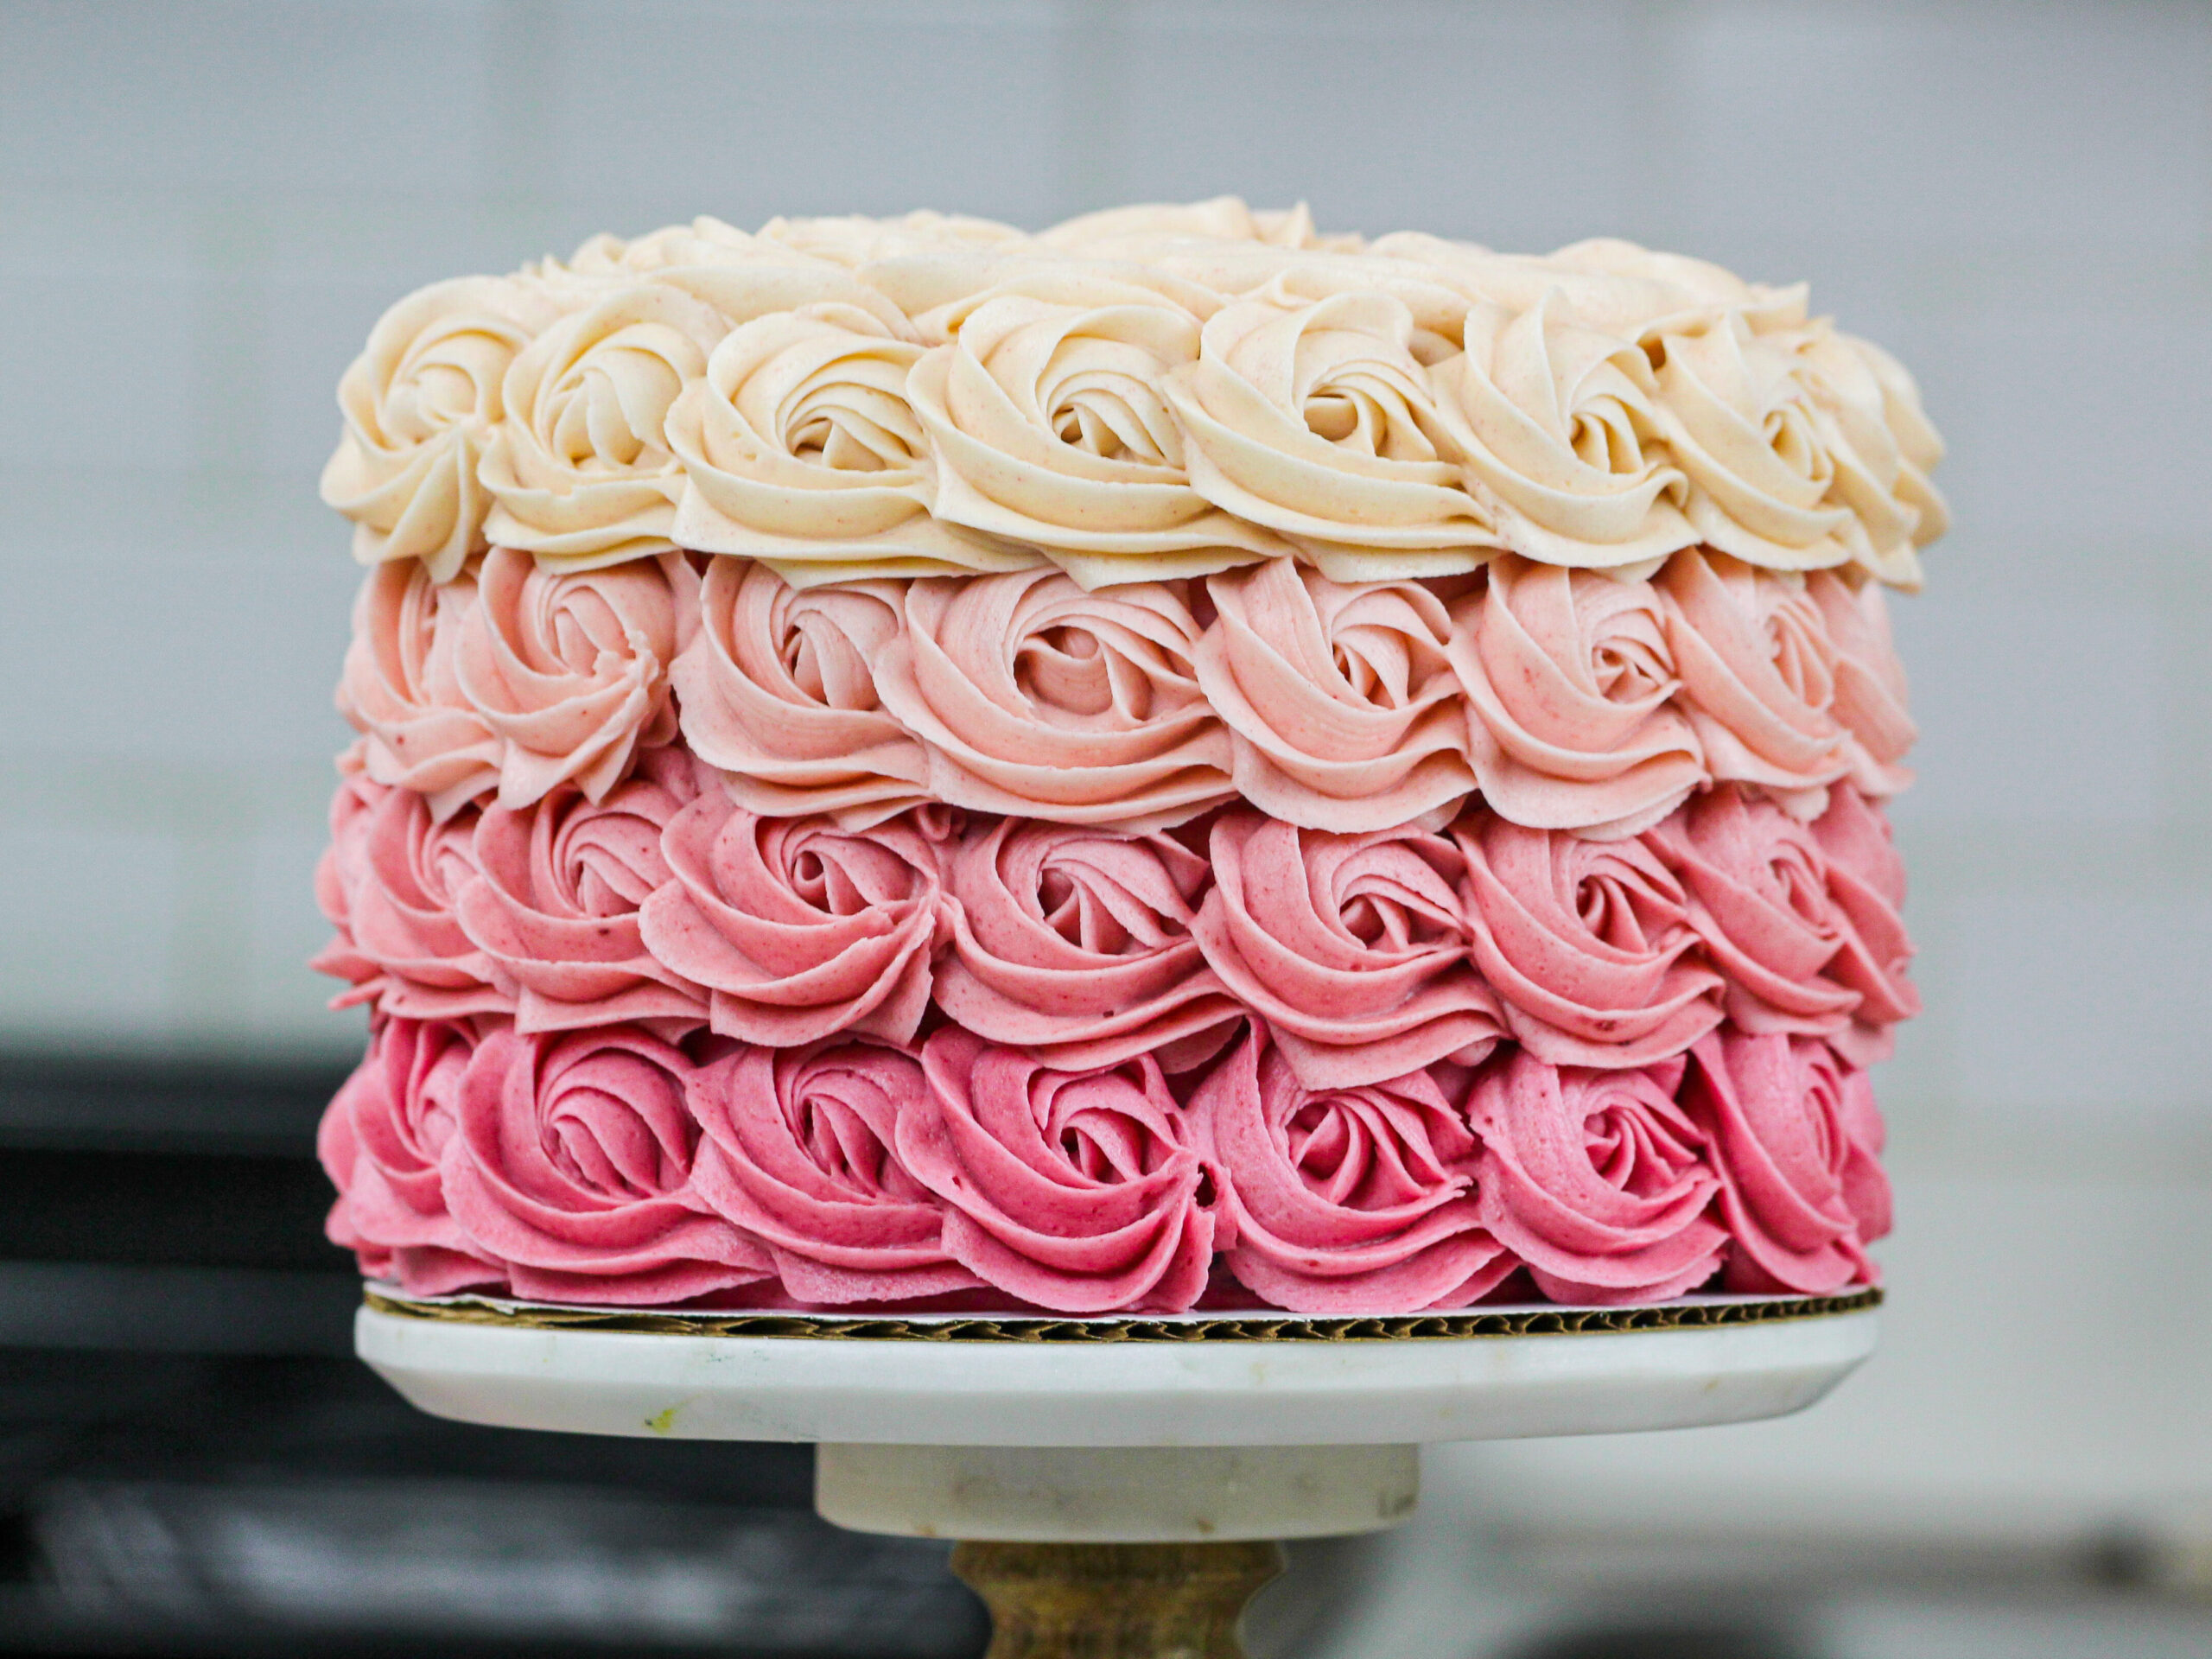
[{"left": 317, "top": 203, "right": 1936, "bottom": 1316}]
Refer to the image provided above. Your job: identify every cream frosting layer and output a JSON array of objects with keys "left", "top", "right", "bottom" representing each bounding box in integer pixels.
[
  {"left": 317, "top": 779, "right": 1916, "bottom": 1088},
  {"left": 321, "top": 1010, "right": 1888, "bottom": 1313},
  {"left": 324, "top": 202, "right": 1944, "bottom": 591}
]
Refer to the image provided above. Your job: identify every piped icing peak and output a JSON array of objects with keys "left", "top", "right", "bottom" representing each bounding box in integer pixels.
[{"left": 325, "top": 202, "right": 1944, "bottom": 592}]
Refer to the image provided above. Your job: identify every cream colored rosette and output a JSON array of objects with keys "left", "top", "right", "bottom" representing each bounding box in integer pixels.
[
  {"left": 321, "top": 276, "right": 561, "bottom": 581},
  {"left": 1161, "top": 288, "right": 1495, "bottom": 582},
  {"left": 1790, "top": 327, "right": 1949, "bottom": 588},
  {"left": 909, "top": 271, "right": 1282, "bottom": 589},
  {"left": 478, "top": 284, "right": 729, "bottom": 570},
  {"left": 665, "top": 270, "right": 1031, "bottom": 583},
  {"left": 1427, "top": 292, "right": 1695, "bottom": 569}
]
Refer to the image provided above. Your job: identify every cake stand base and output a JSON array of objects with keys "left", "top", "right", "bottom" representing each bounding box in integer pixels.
[
  {"left": 950, "top": 1539, "right": 1283, "bottom": 1659},
  {"left": 817, "top": 1443, "right": 1419, "bottom": 1541}
]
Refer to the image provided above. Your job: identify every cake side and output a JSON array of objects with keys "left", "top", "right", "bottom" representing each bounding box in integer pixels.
[{"left": 311, "top": 200, "right": 1937, "bottom": 1317}]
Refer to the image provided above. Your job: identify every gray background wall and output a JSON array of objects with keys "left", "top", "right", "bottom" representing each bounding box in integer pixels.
[{"left": 3, "top": 1, "right": 2208, "bottom": 1643}]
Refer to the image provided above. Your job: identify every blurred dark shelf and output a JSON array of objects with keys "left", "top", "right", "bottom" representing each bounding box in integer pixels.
[{"left": 0, "top": 1052, "right": 353, "bottom": 1157}]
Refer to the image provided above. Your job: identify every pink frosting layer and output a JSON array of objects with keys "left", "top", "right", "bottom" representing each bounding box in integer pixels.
[
  {"left": 320, "top": 782, "right": 1918, "bottom": 1082},
  {"left": 340, "top": 547, "right": 1909, "bottom": 836},
  {"left": 321, "top": 1011, "right": 1891, "bottom": 1313}
]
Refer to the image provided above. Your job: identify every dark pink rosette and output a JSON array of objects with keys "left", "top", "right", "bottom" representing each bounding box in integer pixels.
[
  {"left": 1187, "top": 1028, "right": 1512, "bottom": 1313},
  {"left": 312, "top": 773, "right": 512, "bottom": 1021},
  {"left": 638, "top": 795, "right": 951, "bottom": 1046},
  {"left": 871, "top": 568, "right": 1234, "bottom": 830},
  {"left": 1465, "top": 1050, "right": 1726, "bottom": 1304},
  {"left": 440, "top": 1025, "right": 771, "bottom": 1304},
  {"left": 1646, "top": 785, "right": 1859, "bottom": 1038},
  {"left": 1190, "top": 809, "right": 1504, "bottom": 1088},
  {"left": 1446, "top": 556, "right": 1705, "bottom": 838},
  {"left": 1681, "top": 1030, "right": 1886, "bottom": 1294},
  {"left": 1658, "top": 548, "right": 1847, "bottom": 808},
  {"left": 456, "top": 747, "right": 709, "bottom": 1037},
  {"left": 1454, "top": 813, "right": 1723, "bottom": 1067},
  {"left": 896, "top": 1028, "right": 1219, "bottom": 1313},
  {"left": 1809, "top": 785, "right": 1919, "bottom": 1064},
  {"left": 317, "top": 1019, "right": 505, "bottom": 1295},
  {"left": 686, "top": 1039, "right": 981, "bottom": 1306},
  {"left": 1807, "top": 569, "right": 1916, "bottom": 798},
  {"left": 1192, "top": 560, "right": 1475, "bottom": 833},
  {"left": 454, "top": 546, "right": 698, "bottom": 810},
  {"left": 936, "top": 818, "right": 1239, "bottom": 1072},
  {"left": 671, "top": 558, "right": 930, "bottom": 824},
  {"left": 337, "top": 557, "right": 500, "bottom": 820}
]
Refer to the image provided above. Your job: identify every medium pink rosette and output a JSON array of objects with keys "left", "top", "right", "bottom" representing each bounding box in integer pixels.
[
  {"left": 318, "top": 1019, "right": 504, "bottom": 1295},
  {"left": 337, "top": 558, "right": 499, "bottom": 820},
  {"left": 1807, "top": 569, "right": 1916, "bottom": 797},
  {"left": 872, "top": 569, "right": 1234, "bottom": 830},
  {"left": 440, "top": 1026, "right": 771, "bottom": 1304},
  {"left": 455, "top": 747, "right": 709, "bottom": 1037},
  {"left": 454, "top": 546, "right": 699, "bottom": 810},
  {"left": 638, "top": 794, "right": 950, "bottom": 1046},
  {"left": 670, "top": 558, "right": 931, "bottom": 823},
  {"left": 1188, "top": 1029, "right": 1512, "bottom": 1313},
  {"left": 686, "top": 1040, "right": 982, "bottom": 1306},
  {"left": 1658, "top": 548, "right": 1847, "bottom": 806},
  {"left": 1681, "top": 1031, "right": 1885, "bottom": 1294},
  {"left": 936, "top": 819, "right": 1239, "bottom": 1072},
  {"left": 1192, "top": 560, "right": 1476, "bottom": 832},
  {"left": 1446, "top": 556, "right": 1704, "bottom": 837},
  {"left": 312, "top": 774, "right": 512, "bottom": 1021},
  {"left": 1809, "top": 786, "right": 1919, "bottom": 1064},
  {"left": 1647, "top": 786, "right": 1859, "bottom": 1038},
  {"left": 896, "top": 1028, "right": 1219, "bottom": 1313},
  {"left": 1465, "top": 1050, "right": 1726, "bottom": 1304},
  {"left": 1453, "top": 814, "right": 1722, "bottom": 1067},
  {"left": 1191, "top": 810, "right": 1504, "bottom": 1087}
]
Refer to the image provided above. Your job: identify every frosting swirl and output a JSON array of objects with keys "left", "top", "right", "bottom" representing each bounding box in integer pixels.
[
  {"left": 898, "top": 1028, "right": 1219, "bottom": 1313},
  {"left": 1809, "top": 785, "right": 1919, "bottom": 1064},
  {"left": 337, "top": 557, "right": 500, "bottom": 820},
  {"left": 873, "top": 569, "right": 1233, "bottom": 828},
  {"left": 1195, "top": 561, "right": 1474, "bottom": 831},
  {"left": 671, "top": 559, "right": 929, "bottom": 823},
  {"left": 936, "top": 818, "right": 1237, "bottom": 1072},
  {"left": 1190, "top": 1029, "right": 1510, "bottom": 1313},
  {"left": 454, "top": 547, "right": 696, "bottom": 810},
  {"left": 1807, "top": 569, "right": 1915, "bottom": 797},
  {"left": 1192, "top": 810, "right": 1503, "bottom": 1087}
]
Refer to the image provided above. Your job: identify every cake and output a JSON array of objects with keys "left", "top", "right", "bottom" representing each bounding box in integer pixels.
[{"left": 313, "top": 200, "right": 1938, "bottom": 1317}]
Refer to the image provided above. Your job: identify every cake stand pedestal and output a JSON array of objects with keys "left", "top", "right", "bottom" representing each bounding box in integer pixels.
[{"left": 358, "top": 1289, "right": 1878, "bottom": 1657}]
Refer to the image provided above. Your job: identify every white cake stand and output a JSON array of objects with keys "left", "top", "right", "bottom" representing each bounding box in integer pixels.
[{"left": 359, "top": 1287, "right": 1876, "bottom": 1655}]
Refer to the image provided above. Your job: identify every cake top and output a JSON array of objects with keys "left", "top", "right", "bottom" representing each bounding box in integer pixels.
[{"left": 321, "top": 199, "right": 1944, "bottom": 594}]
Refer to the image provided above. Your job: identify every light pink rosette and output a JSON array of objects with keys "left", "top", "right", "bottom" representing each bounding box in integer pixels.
[
  {"left": 669, "top": 558, "right": 930, "bottom": 823},
  {"left": 440, "top": 1026, "right": 771, "bottom": 1304},
  {"left": 936, "top": 819, "right": 1238, "bottom": 1072},
  {"left": 454, "top": 546, "right": 699, "bottom": 810},
  {"left": 1191, "top": 810, "right": 1504, "bottom": 1088},
  {"left": 897, "top": 1028, "right": 1219, "bottom": 1313},
  {"left": 1681, "top": 1031, "right": 1885, "bottom": 1294},
  {"left": 1188, "top": 1029, "right": 1512, "bottom": 1313},
  {"left": 336, "top": 558, "right": 499, "bottom": 820},
  {"left": 1809, "top": 786, "right": 1919, "bottom": 1064},
  {"left": 687, "top": 1039, "right": 982, "bottom": 1306},
  {"left": 1192, "top": 560, "right": 1476, "bottom": 832},
  {"left": 873, "top": 569, "right": 1233, "bottom": 830},
  {"left": 1446, "top": 556, "right": 1704, "bottom": 837},
  {"left": 1465, "top": 1050, "right": 1726, "bottom": 1304},
  {"left": 638, "top": 795, "right": 950, "bottom": 1046},
  {"left": 318, "top": 1019, "right": 504, "bottom": 1295},
  {"left": 454, "top": 747, "right": 709, "bottom": 1037},
  {"left": 1807, "top": 569, "right": 1916, "bottom": 797},
  {"left": 1453, "top": 815, "right": 1722, "bottom": 1067},
  {"left": 1658, "top": 549, "right": 1847, "bottom": 806},
  {"left": 1646, "top": 786, "right": 1859, "bottom": 1038},
  {"left": 312, "top": 774, "right": 511, "bottom": 1021}
]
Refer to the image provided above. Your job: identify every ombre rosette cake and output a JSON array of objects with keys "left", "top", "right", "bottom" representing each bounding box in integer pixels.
[{"left": 314, "top": 200, "right": 1938, "bottom": 1318}]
